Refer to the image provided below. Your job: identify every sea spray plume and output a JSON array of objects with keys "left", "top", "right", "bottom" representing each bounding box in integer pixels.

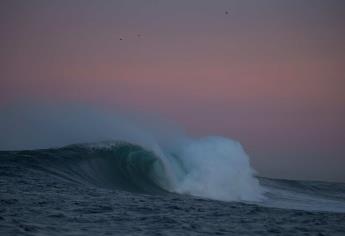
[
  {"left": 0, "top": 103, "right": 264, "bottom": 202},
  {"left": 0, "top": 103, "right": 184, "bottom": 151},
  {"left": 170, "top": 136, "right": 264, "bottom": 201}
]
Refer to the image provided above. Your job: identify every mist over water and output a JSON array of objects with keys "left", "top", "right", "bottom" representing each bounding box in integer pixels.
[{"left": 0, "top": 104, "right": 184, "bottom": 151}]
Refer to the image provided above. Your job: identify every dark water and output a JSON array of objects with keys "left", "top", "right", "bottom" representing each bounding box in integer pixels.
[{"left": 1, "top": 144, "right": 345, "bottom": 235}]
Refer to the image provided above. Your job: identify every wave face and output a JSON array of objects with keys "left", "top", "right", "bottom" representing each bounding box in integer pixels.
[
  {"left": 65, "top": 142, "right": 171, "bottom": 194},
  {"left": 3, "top": 137, "right": 263, "bottom": 202}
]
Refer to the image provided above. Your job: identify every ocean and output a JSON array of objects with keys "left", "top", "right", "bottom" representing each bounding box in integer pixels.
[{"left": 1, "top": 140, "right": 345, "bottom": 235}]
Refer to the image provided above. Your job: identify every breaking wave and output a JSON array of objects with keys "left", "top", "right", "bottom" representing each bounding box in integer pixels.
[{"left": 6, "top": 138, "right": 263, "bottom": 202}]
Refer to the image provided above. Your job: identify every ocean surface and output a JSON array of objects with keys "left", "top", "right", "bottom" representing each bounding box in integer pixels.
[{"left": 1, "top": 141, "right": 345, "bottom": 236}]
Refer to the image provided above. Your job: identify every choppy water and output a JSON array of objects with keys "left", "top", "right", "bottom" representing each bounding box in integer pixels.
[{"left": 1, "top": 143, "right": 345, "bottom": 235}]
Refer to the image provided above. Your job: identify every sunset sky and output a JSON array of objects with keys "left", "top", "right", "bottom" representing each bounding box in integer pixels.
[{"left": 1, "top": 0, "right": 345, "bottom": 181}]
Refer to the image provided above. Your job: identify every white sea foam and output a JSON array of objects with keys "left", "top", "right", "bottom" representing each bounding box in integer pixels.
[{"left": 166, "top": 136, "right": 264, "bottom": 201}]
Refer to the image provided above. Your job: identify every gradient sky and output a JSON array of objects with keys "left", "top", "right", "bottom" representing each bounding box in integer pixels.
[{"left": 1, "top": 0, "right": 345, "bottom": 182}]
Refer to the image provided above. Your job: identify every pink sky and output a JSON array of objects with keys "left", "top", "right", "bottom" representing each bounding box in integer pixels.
[{"left": 1, "top": 0, "right": 345, "bottom": 181}]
